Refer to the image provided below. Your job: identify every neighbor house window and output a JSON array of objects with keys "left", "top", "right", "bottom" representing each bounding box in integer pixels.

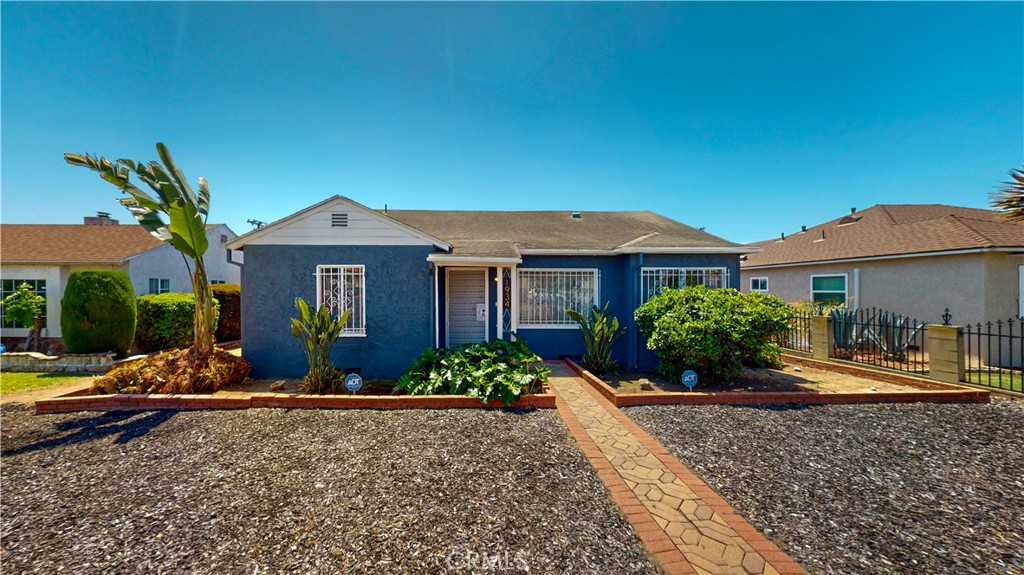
[
  {"left": 518, "top": 269, "right": 599, "bottom": 327},
  {"left": 640, "top": 267, "right": 730, "bottom": 303},
  {"left": 210, "top": 280, "right": 226, "bottom": 285},
  {"left": 149, "top": 278, "right": 170, "bottom": 295},
  {"left": 810, "top": 274, "right": 847, "bottom": 306},
  {"left": 316, "top": 265, "right": 366, "bottom": 336},
  {"left": 750, "top": 277, "right": 769, "bottom": 293},
  {"left": 1, "top": 279, "right": 46, "bottom": 328}
]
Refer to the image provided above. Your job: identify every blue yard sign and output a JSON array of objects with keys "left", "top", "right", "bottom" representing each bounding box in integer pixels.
[
  {"left": 681, "top": 370, "right": 698, "bottom": 391},
  {"left": 344, "top": 373, "right": 363, "bottom": 393}
]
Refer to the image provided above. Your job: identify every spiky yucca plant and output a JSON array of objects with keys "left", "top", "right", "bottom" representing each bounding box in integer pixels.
[
  {"left": 290, "top": 298, "right": 349, "bottom": 394},
  {"left": 566, "top": 302, "right": 626, "bottom": 375}
]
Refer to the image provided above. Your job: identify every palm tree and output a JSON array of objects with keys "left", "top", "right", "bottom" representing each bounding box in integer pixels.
[
  {"left": 64, "top": 143, "right": 217, "bottom": 357},
  {"left": 992, "top": 167, "right": 1024, "bottom": 222}
]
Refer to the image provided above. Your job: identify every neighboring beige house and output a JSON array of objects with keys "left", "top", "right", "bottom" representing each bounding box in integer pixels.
[
  {"left": 0, "top": 213, "right": 239, "bottom": 340},
  {"left": 740, "top": 204, "right": 1024, "bottom": 325}
]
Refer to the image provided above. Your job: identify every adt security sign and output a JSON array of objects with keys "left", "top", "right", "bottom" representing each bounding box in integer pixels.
[
  {"left": 681, "top": 370, "right": 698, "bottom": 391},
  {"left": 344, "top": 373, "right": 363, "bottom": 393}
]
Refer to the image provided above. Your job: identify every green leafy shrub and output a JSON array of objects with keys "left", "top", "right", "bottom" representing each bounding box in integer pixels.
[
  {"left": 290, "top": 298, "right": 348, "bottom": 394},
  {"left": 136, "top": 293, "right": 220, "bottom": 353},
  {"left": 634, "top": 286, "right": 792, "bottom": 383},
  {"left": 61, "top": 271, "right": 137, "bottom": 357},
  {"left": 398, "top": 339, "right": 550, "bottom": 405},
  {"left": 2, "top": 283, "right": 46, "bottom": 351},
  {"left": 211, "top": 284, "right": 241, "bottom": 342},
  {"left": 566, "top": 302, "right": 626, "bottom": 375}
]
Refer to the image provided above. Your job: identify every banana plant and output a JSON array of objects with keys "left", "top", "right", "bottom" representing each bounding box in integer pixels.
[
  {"left": 566, "top": 302, "right": 626, "bottom": 375},
  {"left": 64, "top": 143, "right": 217, "bottom": 356},
  {"left": 290, "top": 298, "right": 349, "bottom": 394}
]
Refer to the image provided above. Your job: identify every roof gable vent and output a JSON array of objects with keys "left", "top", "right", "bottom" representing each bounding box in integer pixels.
[
  {"left": 838, "top": 215, "right": 862, "bottom": 226},
  {"left": 331, "top": 213, "right": 349, "bottom": 227},
  {"left": 571, "top": 212, "right": 582, "bottom": 219}
]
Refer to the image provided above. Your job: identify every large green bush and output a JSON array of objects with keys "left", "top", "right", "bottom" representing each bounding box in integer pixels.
[
  {"left": 136, "top": 293, "right": 220, "bottom": 353},
  {"left": 211, "top": 284, "right": 241, "bottom": 342},
  {"left": 398, "top": 339, "right": 551, "bottom": 405},
  {"left": 634, "top": 286, "right": 792, "bottom": 383},
  {"left": 61, "top": 271, "right": 137, "bottom": 357}
]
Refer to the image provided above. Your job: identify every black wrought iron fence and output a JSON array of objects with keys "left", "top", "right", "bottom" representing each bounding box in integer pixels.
[
  {"left": 830, "top": 307, "right": 928, "bottom": 374},
  {"left": 963, "top": 318, "right": 1023, "bottom": 393},
  {"left": 773, "top": 310, "right": 813, "bottom": 353}
]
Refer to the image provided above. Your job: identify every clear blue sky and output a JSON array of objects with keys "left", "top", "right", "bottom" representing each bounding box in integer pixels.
[{"left": 2, "top": 2, "right": 1021, "bottom": 243}]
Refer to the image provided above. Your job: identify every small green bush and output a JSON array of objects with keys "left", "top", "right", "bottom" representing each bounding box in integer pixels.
[
  {"left": 211, "top": 284, "right": 241, "bottom": 342},
  {"left": 398, "top": 339, "right": 550, "bottom": 405},
  {"left": 634, "top": 286, "right": 792, "bottom": 383},
  {"left": 290, "top": 297, "right": 348, "bottom": 394},
  {"left": 136, "top": 293, "right": 220, "bottom": 353},
  {"left": 61, "top": 271, "right": 137, "bottom": 357},
  {"left": 566, "top": 302, "right": 626, "bottom": 375}
]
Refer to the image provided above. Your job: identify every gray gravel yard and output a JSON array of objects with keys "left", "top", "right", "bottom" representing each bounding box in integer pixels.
[
  {"left": 1, "top": 404, "right": 658, "bottom": 574},
  {"left": 627, "top": 399, "right": 1024, "bottom": 575}
]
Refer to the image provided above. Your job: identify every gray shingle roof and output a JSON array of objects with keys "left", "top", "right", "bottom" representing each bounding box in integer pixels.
[{"left": 382, "top": 210, "right": 744, "bottom": 254}]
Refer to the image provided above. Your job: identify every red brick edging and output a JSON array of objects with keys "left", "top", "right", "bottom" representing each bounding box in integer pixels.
[
  {"left": 566, "top": 360, "right": 989, "bottom": 407},
  {"left": 35, "top": 391, "right": 556, "bottom": 414}
]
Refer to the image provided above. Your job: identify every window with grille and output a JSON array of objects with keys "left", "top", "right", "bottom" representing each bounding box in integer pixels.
[
  {"left": 640, "top": 267, "right": 730, "bottom": 303},
  {"left": 149, "top": 278, "right": 170, "bottom": 294},
  {"left": 517, "top": 269, "right": 599, "bottom": 327},
  {"left": 315, "top": 265, "right": 366, "bottom": 336},
  {"left": 1, "top": 279, "right": 47, "bottom": 328}
]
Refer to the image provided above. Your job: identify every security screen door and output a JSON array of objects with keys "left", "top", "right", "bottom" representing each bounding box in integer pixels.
[{"left": 447, "top": 268, "right": 487, "bottom": 346}]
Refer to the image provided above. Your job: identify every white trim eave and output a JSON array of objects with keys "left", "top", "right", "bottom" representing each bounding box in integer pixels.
[
  {"left": 427, "top": 255, "right": 522, "bottom": 266},
  {"left": 742, "top": 247, "right": 1024, "bottom": 270},
  {"left": 517, "top": 246, "right": 756, "bottom": 256},
  {"left": 1, "top": 259, "right": 123, "bottom": 266},
  {"left": 225, "top": 195, "right": 452, "bottom": 251}
]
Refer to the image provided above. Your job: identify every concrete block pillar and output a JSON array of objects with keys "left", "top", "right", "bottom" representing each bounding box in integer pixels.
[
  {"left": 927, "top": 325, "right": 965, "bottom": 384},
  {"left": 810, "top": 316, "right": 833, "bottom": 362}
]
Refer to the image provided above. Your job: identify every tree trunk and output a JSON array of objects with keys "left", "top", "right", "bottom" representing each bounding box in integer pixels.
[
  {"left": 25, "top": 315, "right": 43, "bottom": 352},
  {"left": 190, "top": 257, "right": 216, "bottom": 357}
]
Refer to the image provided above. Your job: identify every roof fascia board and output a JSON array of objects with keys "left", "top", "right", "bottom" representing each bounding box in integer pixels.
[
  {"left": 742, "top": 247, "right": 1021, "bottom": 269},
  {"left": 426, "top": 255, "right": 522, "bottom": 265},
  {"left": 225, "top": 195, "right": 451, "bottom": 251},
  {"left": 518, "top": 246, "right": 756, "bottom": 256}
]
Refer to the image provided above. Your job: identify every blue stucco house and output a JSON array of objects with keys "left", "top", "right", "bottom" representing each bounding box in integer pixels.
[{"left": 227, "top": 196, "right": 752, "bottom": 379}]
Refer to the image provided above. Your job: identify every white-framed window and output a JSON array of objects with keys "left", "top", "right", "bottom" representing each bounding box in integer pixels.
[
  {"left": 517, "top": 269, "right": 599, "bottom": 328},
  {"left": 149, "top": 278, "right": 170, "bottom": 295},
  {"left": 316, "top": 265, "right": 366, "bottom": 337},
  {"left": 640, "top": 267, "right": 730, "bottom": 303},
  {"left": 210, "top": 280, "right": 226, "bottom": 285},
  {"left": 810, "top": 274, "right": 847, "bottom": 306},
  {"left": 750, "top": 277, "right": 769, "bottom": 293}
]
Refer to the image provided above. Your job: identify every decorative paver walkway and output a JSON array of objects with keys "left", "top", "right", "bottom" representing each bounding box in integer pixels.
[{"left": 547, "top": 362, "right": 806, "bottom": 575}]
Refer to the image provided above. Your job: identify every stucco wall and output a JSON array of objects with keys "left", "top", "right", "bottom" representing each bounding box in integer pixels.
[
  {"left": 741, "top": 252, "right": 1020, "bottom": 324},
  {"left": 127, "top": 225, "right": 240, "bottom": 295},
  {"left": 1, "top": 263, "right": 64, "bottom": 338},
  {"left": 241, "top": 244, "right": 436, "bottom": 379}
]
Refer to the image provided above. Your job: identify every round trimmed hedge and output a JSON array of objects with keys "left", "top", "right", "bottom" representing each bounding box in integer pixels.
[
  {"left": 61, "top": 271, "right": 137, "bottom": 357},
  {"left": 135, "top": 292, "right": 220, "bottom": 353}
]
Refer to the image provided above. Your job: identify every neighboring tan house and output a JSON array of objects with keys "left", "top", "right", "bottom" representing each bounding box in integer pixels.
[
  {"left": 0, "top": 213, "right": 240, "bottom": 342},
  {"left": 740, "top": 204, "right": 1024, "bottom": 324},
  {"left": 227, "top": 195, "right": 751, "bottom": 379}
]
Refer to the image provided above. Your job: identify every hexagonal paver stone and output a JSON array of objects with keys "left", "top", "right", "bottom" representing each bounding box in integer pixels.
[
  {"left": 694, "top": 505, "right": 715, "bottom": 521},
  {"left": 742, "top": 552, "right": 767, "bottom": 574},
  {"left": 645, "top": 486, "right": 664, "bottom": 502}
]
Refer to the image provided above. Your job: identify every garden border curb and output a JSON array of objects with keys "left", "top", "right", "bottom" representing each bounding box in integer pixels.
[
  {"left": 35, "top": 390, "right": 556, "bottom": 414},
  {"left": 566, "top": 359, "right": 989, "bottom": 407}
]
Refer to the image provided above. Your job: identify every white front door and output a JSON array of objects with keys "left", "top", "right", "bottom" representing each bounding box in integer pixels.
[{"left": 447, "top": 268, "right": 488, "bottom": 346}]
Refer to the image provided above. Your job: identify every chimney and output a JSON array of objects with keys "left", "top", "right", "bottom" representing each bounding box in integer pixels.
[{"left": 84, "top": 211, "right": 118, "bottom": 225}]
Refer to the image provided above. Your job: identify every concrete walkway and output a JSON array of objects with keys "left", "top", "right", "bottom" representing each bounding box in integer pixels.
[{"left": 547, "top": 362, "right": 806, "bottom": 575}]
